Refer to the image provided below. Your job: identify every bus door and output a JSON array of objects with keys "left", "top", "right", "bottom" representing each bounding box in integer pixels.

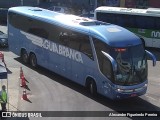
[{"left": 93, "top": 39, "right": 114, "bottom": 98}]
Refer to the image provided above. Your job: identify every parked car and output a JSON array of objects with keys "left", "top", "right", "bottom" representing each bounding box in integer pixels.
[
  {"left": 79, "top": 13, "right": 94, "bottom": 19},
  {"left": 0, "top": 31, "right": 8, "bottom": 47},
  {"left": 48, "top": 6, "right": 72, "bottom": 14}
]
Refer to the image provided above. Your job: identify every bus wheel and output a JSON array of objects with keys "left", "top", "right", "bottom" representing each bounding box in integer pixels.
[
  {"left": 88, "top": 80, "right": 97, "bottom": 96},
  {"left": 30, "top": 54, "right": 37, "bottom": 68},
  {"left": 21, "top": 50, "right": 29, "bottom": 64}
]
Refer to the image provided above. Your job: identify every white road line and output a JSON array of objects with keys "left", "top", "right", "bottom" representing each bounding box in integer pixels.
[{"left": 145, "top": 95, "right": 157, "bottom": 101}]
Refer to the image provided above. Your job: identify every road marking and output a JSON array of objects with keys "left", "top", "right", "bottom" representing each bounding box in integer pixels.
[{"left": 145, "top": 94, "right": 157, "bottom": 101}]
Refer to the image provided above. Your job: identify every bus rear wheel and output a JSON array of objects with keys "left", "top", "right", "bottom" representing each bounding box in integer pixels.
[
  {"left": 88, "top": 80, "right": 97, "bottom": 96},
  {"left": 30, "top": 54, "right": 37, "bottom": 68},
  {"left": 21, "top": 50, "right": 29, "bottom": 64}
]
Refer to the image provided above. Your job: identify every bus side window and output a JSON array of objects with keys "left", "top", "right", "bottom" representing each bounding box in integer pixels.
[
  {"left": 136, "top": 16, "right": 155, "bottom": 29},
  {"left": 9, "top": 12, "right": 30, "bottom": 33},
  {"left": 80, "top": 36, "right": 93, "bottom": 60},
  {"left": 97, "top": 12, "right": 115, "bottom": 24},
  {"left": 28, "top": 28, "right": 48, "bottom": 39},
  {"left": 59, "top": 31, "right": 70, "bottom": 46},
  {"left": 101, "top": 56, "right": 113, "bottom": 80},
  {"left": 68, "top": 32, "right": 93, "bottom": 60},
  {"left": 116, "top": 14, "right": 125, "bottom": 26},
  {"left": 93, "top": 39, "right": 114, "bottom": 81},
  {"left": 155, "top": 17, "right": 160, "bottom": 30}
]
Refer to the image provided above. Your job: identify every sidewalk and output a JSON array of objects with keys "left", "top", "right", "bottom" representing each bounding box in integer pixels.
[{"left": 0, "top": 25, "right": 20, "bottom": 112}]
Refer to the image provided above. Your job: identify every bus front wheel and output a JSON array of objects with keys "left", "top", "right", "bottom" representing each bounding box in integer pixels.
[
  {"left": 21, "top": 50, "right": 29, "bottom": 64},
  {"left": 30, "top": 54, "right": 37, "bottom": 68},
  {"left": 88, "top": 80, "right": 97, "bottom": 96}
]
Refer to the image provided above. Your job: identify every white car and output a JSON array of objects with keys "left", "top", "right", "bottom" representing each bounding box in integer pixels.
[{"left": 48, "top": 6, "right": 71, "bottom": 14}]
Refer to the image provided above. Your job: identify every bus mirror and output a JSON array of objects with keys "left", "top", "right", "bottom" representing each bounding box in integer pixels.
[
  {"left": 145, "top": 50, "right": 156, "bottom": 66},
  {"left": 101, "top": 51, "right": 118, "bottom": 72},
  {"left": 140, "top": 38, "right": 145, "bottom": 48}
]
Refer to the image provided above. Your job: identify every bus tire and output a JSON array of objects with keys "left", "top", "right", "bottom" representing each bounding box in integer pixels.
[
  {"left": 21, "top": 50, "right": 29, "bottom": 64},
  {"left": 88, "top": 80, "right": 97, "bottom": 96},
  {"left": 30, "top": 53, "right": 37, "bottom": 68}
]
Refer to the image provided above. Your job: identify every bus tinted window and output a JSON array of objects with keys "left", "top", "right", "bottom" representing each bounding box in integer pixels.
[
  {"left": 97, "top": 12, "right": 116, "bottom": 24},
  {"left": 59, "top": 30, "right": 71, "bottom": 46},
  {"left": 28, "top": 19, "right": 49, "bottom": 39},
  {"left": 8, "top": 12, "right": 30, "bottom": 32},
  {"left": 80, "top": 35, "right": 93, "bottom": 59},
  {"left": 125, "top": 15, "right": 136, "bottom": 27},
  {"left": 136, "top": 16, "right": 155, "bottom": 29},
  {"left": 155, "top": 17, "right": 160, "bottom": 29},
  {"left": 116, "top": 14, "right": 125, "bottom": 26},
  {"left": 93, "top": 38, "right": 113, "bottom": 81},
  {"left": 97, "top": 12, "right": 159, "bottom": 29}
]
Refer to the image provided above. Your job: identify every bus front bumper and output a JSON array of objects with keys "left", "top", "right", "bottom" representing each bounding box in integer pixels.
[{"left": 112, "top": 83, "right": 147, "bottom": 100}]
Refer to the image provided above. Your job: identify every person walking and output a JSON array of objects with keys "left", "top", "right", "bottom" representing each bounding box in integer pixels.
[{"left": 0, "top": 85, "right": 7, "bottom": 111}]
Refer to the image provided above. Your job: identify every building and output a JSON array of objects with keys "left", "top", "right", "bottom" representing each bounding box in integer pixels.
[
  {"left": 96, "top": 0, "right": 160, "bottom": 8},
  {"left": 0, "top": 0, "right": 160, "bottom": 9},
  {"left": 124, "top": 0, "right": 160, "bottom": 8}
]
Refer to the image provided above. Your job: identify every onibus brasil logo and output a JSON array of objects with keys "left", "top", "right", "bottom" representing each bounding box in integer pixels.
[{"left": 151, "top": 31, "right": 160, "bottom": 38}]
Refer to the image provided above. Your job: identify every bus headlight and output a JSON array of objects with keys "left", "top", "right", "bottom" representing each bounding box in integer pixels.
[
  {"left": 117, "top": 89, "right": 124, "bottom": 92},
  {"left": 144, "top": 83, "right": 147, "bottom": 87}
]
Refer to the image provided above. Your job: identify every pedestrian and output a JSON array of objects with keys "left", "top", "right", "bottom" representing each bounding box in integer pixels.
[{"left": 0, "top": 85, "right": 7, "bottom": 112}]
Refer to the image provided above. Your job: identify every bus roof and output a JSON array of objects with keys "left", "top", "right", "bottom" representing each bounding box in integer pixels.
[
  {"left": 9, "top": 6, "right": 141, "bottom": 47},
  {"left": 95, "top": 6, "right": 160, "bottom": 17}
]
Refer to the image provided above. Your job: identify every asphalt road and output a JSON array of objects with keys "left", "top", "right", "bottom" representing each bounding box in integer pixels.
[{"left": 0, "top": 25, "right": 160, "bottom": 120}]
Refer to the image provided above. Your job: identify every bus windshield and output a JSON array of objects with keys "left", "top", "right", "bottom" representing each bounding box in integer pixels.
[{"left": 111, "top": 45, "right": 147, "bottom": 86}]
